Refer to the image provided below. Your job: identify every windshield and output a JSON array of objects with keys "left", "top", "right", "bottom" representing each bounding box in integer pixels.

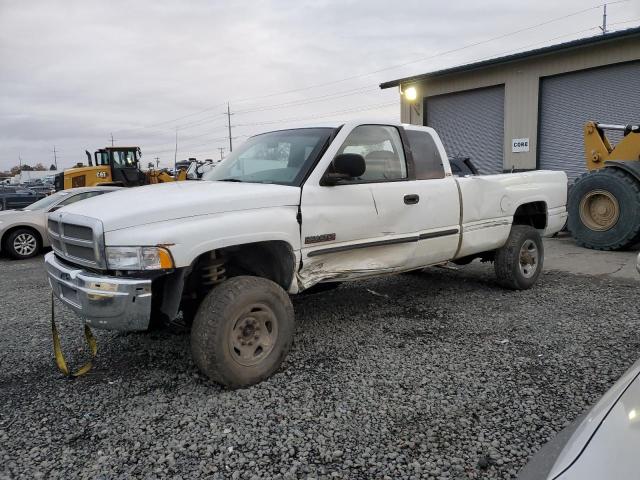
[
  {"left": 112, "top": 150, "right": 138, "bottom": 167},
  {"left": 24, "top": 191, "right": 71, "bottom": 210},
  {"left": 203, "top": 128, "right": 335, "bottom": 186}
]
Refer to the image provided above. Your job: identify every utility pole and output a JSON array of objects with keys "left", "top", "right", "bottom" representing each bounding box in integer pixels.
[
  {"left": 217, "top": 147, "right": 225, "bottom": 160},
  {"left": 110, "top": 133, "right": 115, "bottom": 147},
  {"left": 600, "top": 4, "right": 608, "bottom": 35},
  {"left": 18, "top": 154, "right": 22, "bottom": 172},
  {"left": 225, "top": 102, "right": 234, "bottom": 152},
  {"left": 154, "top": 156, "right": 160, "bottom": 168},
  {"left": 52, "top": 146, "right": 58, "bottom": 170},
  {"left": 173, "top": 127, "right": 178, "bottom": 173}
]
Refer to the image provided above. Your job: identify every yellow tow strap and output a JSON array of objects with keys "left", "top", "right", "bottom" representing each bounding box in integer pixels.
[{"left": 51, "top": 293, "right": 98, "bottom": 377}]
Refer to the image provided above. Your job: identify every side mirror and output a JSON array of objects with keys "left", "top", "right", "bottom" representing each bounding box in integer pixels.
[{"left": 322, "top": 153, "right": 366, "bottom": 185}]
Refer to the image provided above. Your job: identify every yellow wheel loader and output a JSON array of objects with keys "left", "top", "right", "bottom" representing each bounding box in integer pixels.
[
  {"left": 54, "top": 146, "right": 188, "bottom": 191},
  {"left": 568, "top": 121, "right": 640, "bottom": 250}
]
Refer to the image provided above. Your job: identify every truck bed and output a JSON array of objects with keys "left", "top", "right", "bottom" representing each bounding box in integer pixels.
[{"left": 455, "top": 170, "right": 568, "bottom": 258}]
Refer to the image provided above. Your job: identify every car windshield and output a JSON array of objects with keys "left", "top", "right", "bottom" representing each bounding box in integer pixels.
[
  {"left": 24, "top": 191, "right": 71, "bottom": 210},
  {"left": 203, "top": 128, "right": 335, "bottom": 186}
]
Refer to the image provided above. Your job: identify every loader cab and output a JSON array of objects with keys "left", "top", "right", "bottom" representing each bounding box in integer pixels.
[{"left": 95, "top": 147, "right": 145, "bottom": 187}]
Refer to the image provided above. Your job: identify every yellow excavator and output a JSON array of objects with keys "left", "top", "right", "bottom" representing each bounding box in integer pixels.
[
  {"left": 54, "top": 146, "right": 188, "bottom": 191},
  {"left": 568, "top": 121, "right": 640, "bottom": 250}
]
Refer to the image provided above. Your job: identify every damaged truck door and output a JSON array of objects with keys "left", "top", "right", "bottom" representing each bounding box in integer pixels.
[{"left": 298, "top": 124, "right": 460, "bottom": 288}]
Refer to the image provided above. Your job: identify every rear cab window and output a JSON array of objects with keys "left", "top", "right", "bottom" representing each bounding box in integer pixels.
[{"left": 406, "top": 130, "right": 445, "bottom": 180}]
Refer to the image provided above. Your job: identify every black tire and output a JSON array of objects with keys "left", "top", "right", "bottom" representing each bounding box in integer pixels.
[
  {"left": 494, "top": 225, "right": 543, "bottom": 290},
  {"left": 568, "top": 168, "right": 640, "bottom": 250},
  {"left": 191, "top": 276, "right": 294, "bottom": 388},
  {"left": 4, "top": 228, "right": 42, "bottom": 260}
]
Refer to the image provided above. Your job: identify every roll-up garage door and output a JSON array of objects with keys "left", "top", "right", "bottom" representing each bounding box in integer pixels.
[
  {"left": 425, "top": 85, "right": 504, "bottom": 175},
  {"left": 539, "top": 61, "right": 640, "bottom": 182}
]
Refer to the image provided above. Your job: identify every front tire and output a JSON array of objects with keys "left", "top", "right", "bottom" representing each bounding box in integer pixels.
[
  {"left": 5, "top": 228, "right": 41, "bottom": 259},
  {"left": 494, "top": 225, "right": 543, "bottom": 290},
  {"left": 190, "top": 276, "right": 294, "bottom": 388}
]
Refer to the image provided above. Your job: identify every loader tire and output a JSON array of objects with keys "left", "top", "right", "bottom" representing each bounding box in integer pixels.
[
  {"left": 494, "top": 225, "right": 543, "bottom": 290},
  {"left": 568, "top": 168, "right": 640, "bottom": 250},
  {"left": 190, "top": 276, "right": 294, "bottom": 388}
]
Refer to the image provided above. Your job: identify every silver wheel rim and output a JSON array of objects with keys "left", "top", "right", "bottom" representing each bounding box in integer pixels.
[
  {"left": 13, "top": 233, "right": 37, "bottom": 256},
  {"left": 228, "top": 303, "right": 278, "bottom": 367},
  {"left": 519, "top": 239, "right": 538, "bottom": 278}
]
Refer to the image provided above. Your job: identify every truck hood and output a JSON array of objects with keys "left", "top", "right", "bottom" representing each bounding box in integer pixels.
[{"left": 58, "top": 181, "right": 301, "bottom": 232}]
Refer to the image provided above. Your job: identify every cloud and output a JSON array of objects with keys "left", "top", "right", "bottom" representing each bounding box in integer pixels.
[{"left": 0, "top": 0, "right": 633, "bottom": 169}]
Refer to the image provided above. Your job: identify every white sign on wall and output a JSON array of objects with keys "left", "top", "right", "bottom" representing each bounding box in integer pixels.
[{"left": 512, "top": 138, "right": 530, "bottom": 153}]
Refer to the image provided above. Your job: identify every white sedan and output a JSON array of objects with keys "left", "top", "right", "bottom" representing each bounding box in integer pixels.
[
  {"left": 0, "top": 186, "right": 120, "bottom": 260},
  {"left": 519, "top": 358, "right": 640, "bottom": 479}
]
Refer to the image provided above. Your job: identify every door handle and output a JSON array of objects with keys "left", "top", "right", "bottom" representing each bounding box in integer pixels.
[{"left": 404, "top": 194, "right": 420, "bottom": 205}]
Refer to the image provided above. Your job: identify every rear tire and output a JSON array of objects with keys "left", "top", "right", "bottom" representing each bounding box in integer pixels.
[
  {"left": 5, "top": 228, "right": 41, "bottom": 259},
  {"left": 190, "top": 276, "right": 294, "bottom": 388},
  {"left": 568, "top": 168, "right": 640, "bottom": 250},
  {"left": 494, "top": 225, "right": 543, "bottom": 290}
]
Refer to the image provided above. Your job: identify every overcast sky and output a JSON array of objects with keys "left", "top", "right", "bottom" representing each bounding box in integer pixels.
[{"left": 1, "top": 0, "right": 638, "bottom": 171}]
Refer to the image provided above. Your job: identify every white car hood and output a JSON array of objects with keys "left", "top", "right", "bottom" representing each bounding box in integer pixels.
[
  {"left": 0, "top": 208, "right": 43, "bottom": 226},
  {"left": 57, "top": 181, "right": 301, "bottom": 232},
  {"left": 551, "top": 358, "right": 640, "bottom": 479}
]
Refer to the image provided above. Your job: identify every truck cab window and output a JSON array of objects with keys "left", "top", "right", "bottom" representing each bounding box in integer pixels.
[
  {"left": 336, "top": 125, "right": 407, "bottom": 182},
  {"left": 406, "top": 130, "right": 445, "bottom": 180}
]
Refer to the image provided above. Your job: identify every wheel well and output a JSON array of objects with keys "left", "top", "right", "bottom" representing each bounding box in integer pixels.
[
  {"left": 513, "top": 202, "right": 547, "bottom": 230},
  {"left": 218, "top": 240, "right": 296, "bottom": 289},
  {"left": 1, "top": 225, "right": 42, "bottom": 250},
  {"left": 185, "top": 240, "right": 296, "bottom": 296}
]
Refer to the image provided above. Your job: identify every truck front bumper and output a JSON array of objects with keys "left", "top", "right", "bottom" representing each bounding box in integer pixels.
[{"left": 45, "top": 251, "right": 152, "bottom": 331}]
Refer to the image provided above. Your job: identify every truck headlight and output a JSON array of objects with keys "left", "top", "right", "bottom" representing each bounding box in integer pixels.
[{"left": 105, "top": 246, "right": 174, "bottom": 270}]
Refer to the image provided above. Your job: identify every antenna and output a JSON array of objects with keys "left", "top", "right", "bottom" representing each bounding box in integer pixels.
[{"left": 599, "top": 4, "right": 608, "bottom": 34}]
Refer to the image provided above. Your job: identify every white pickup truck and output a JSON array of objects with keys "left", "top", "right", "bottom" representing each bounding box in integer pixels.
[{"left": 45, "top": 121, "right": 567, "bottom": 387}]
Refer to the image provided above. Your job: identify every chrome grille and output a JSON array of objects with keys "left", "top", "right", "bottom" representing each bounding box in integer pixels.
[
  {"left": 46, "top": 212, "right": 106, "bottom": 269},
  {"left": 63, "top": 224, "right": 93, "bottom": 241}
]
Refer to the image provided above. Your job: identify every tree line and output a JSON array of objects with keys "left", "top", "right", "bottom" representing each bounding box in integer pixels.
[{"left": 0, "top": 164, "right": 57, "bottom": 176}]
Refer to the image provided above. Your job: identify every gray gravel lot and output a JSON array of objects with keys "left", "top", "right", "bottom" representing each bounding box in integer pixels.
[{"left": 1, "top": 255, "right": 639, "bottom": 480}]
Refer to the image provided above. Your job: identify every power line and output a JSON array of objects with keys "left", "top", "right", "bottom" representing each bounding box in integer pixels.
[
  {"left": 232, "top": 86, "right": 379, "bottom": 115},
  {"left": 144, "top": 100, "right": 397, "bottom": 154},
  {"left": 233, "top": 101, "right": 398, "bottom": 128},
  {"left": 110, "top": 2, "right": 628, "bottom": 135}
]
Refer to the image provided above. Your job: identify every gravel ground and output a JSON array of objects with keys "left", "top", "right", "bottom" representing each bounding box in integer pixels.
[{"left": 1, "top": 255, "right": 639, "bottom": 480}]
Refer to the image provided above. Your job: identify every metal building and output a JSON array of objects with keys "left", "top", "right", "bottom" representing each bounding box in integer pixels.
[{"left": 380, "top": 27, "right": 640, "bottom": 180}]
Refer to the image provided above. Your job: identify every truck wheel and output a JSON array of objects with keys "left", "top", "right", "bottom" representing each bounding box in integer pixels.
[
  {"left": 568, "top": 168, "right": 640, "bottom": 250},
  {"left": 494, "top": 225, "right": 543, "bottom": 290},
  {"left": 190, "top": 276, "right": 294, "bottom": 388},
  {"left": 5, "top": 228, "right": 41, "bottom": 259}
]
